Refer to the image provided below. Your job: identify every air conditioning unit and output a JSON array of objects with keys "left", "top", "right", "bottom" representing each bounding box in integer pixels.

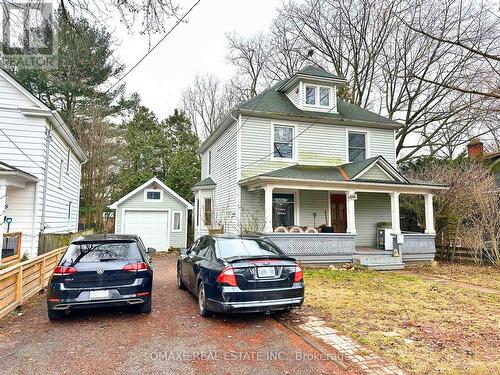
[{"left": 377, "top": 228, "right": 393, "bottom": 250}]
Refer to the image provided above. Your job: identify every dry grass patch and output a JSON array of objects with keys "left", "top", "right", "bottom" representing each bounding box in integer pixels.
[
  {"left": 304, "top": 268, "right": 500, "bottom": 375},
  {"left": 405, "top": 262, "right": 500, "bottom": 291}
]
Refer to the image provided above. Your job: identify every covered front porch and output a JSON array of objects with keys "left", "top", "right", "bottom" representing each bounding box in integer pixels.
[{"left": 239, "top": 157, "right": 446, "bottom": 267}]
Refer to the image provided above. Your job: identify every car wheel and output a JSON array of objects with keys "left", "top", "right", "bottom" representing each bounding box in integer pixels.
[
  {"left": 138, "top": 297, "right": 152, "bottom": 314},
  {"left": 177, "top": 267, "right": 186, "bottom": 290},
  {"left": 197, "top": 282, "right": 210, "bottom": 317},
  {"left": 48, "top": 309, "right": 64, "bottom": 321}
]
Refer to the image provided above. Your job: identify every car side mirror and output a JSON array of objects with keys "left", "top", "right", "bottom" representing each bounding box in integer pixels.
[{"left": 146, "top": 247, "right": 156, "bottom": 254}]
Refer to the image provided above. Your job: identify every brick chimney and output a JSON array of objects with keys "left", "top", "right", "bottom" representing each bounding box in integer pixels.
[{"left": 467, "top": 138, "right": 484, "bottom": 159}]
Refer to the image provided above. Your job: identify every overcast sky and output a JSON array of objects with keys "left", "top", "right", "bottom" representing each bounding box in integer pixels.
[{"left": 113, "top": 0, "right": 283, "bottom": 119}]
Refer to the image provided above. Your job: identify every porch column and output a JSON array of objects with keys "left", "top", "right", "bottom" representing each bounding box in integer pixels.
[
  {"left": 390, "top": 191, "right": 401, "bottom": 235},
  {"left": 263, "top": 185, "right": 274, "bottom": 233},
  {"left": 424, "top": 193, "right": 435, "bottom": 234},
  {"left": 0, "top": 185, "right": 6, "bottom": 255},
  {"left": 346, "top": 190, "right": 357, "bottom": 234}
]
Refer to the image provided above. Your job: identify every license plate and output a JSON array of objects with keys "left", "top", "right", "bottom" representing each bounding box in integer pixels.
[
  {"left": 257, "top": 267, "right": 276, "bottom": 278},
  {"left": 89, "top": 290, "right": 109, "bottom": 300}
]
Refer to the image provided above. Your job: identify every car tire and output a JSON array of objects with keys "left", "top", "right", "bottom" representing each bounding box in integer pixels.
[
  {"left": 138, "top": 297, "right": 152, "bottom": 314},
  {"left": 197, "top": 282, "right": 210, "bottom": 317},
  {"left": 48, "top": 309, "right": 64, "bottom": 321},
  {"left": 177, "top": 267, "right": 186, "bottom": 290}
]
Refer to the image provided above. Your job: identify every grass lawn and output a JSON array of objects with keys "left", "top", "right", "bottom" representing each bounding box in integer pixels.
[{"left": 303, "top": 264, "right": 500, "bottom": 375}]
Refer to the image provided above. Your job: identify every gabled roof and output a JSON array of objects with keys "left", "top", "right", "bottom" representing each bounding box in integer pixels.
[
  {"left": 109, "top": 177, "right": 193, "bottom": 210},
  {"left": 0, "top": 68, "right": 86, "bottom": 162},
  {"left": 192, "top": 176, "right": 216, "bottom": 191}
]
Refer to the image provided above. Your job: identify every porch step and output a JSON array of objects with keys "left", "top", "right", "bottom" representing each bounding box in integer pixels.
[{"left": 353, "top": 253, "right": 405, "bottom": 271}]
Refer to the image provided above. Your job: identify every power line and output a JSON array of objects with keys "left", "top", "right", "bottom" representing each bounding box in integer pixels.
[
  {"left": 0, "top": 128, "right": 46, "bottom": 170},
  {"left": 105, "top": 0, "right": 203, "bottom": 94}
]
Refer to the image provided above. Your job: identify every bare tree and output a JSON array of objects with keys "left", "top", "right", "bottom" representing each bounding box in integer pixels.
[
  {"left": 180, "top": 74, "right": 237, "bottom": 139},
  {"left": 226, "top": 32, "right": 270, "bottom": 98}
]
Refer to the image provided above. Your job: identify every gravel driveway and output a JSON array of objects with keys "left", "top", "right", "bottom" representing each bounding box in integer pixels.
[{"left": 0, "top": 254, "right": 350, "bottom": 375}]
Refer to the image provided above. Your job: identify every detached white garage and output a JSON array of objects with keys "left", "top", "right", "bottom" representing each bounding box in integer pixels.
[{"left": 109, "top": 177, "right": 193, "bottom": 251}]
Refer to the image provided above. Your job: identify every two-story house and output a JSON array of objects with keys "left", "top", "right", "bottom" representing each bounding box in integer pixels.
[
  {"left": 192, "top": 66, "right": 445, "bottom": 268},
  {"left": 0, "top": 68, "right": 86, "bottom": 261}
]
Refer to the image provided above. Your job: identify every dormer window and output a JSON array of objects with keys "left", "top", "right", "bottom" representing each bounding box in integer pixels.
[{"left": 304, "top": 84, "right": 331, "bottom": 108}]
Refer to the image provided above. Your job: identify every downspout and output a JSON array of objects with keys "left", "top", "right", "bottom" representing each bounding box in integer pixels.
[{"left": 40, "top": 124, "right": 52, "bottom": 232}]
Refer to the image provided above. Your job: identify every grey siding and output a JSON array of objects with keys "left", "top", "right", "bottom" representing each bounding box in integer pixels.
[
  {"left": 360, "top": 165, "right": 392, "bottom": 181},
  {"left": 285, "top": 83, "right": 300, "bottom": 108},
  {"left": 299, "top": 190, "right": 328, "bottom": 227},
  {"left": 196, "top": 122, "right": 238, "bottom": 238},
  {"left": 240, "top": 188, "right": 265, "bottom": 233},
  {"left": 355, "top": 192, "right": 391, "bottom": 247},
  {"left": 240, "top": 116, "right": 396, "bottom": 180},
  {"left": 115, "top": 182, "right": 188, "bottom": 248}
]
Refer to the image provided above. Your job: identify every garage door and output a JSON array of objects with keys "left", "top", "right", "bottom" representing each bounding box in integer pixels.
[{"left": 123, "top": 211, "right": 169, "bottom": 251}]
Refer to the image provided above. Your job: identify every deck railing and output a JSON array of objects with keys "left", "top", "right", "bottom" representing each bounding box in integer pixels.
[{"left": 0, "top": 247, "right": 66, "bottom": 320}]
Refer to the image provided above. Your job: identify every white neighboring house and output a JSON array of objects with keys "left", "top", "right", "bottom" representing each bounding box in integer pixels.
[
  {"left": 0, "top": 68, "right": 86, "bottom": 260},
  {"left": 109, "top": 177, "right": 193, "bottom": 251}
]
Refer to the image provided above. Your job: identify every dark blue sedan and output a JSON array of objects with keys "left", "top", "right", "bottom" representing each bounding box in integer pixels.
[
  {"left": 47, "top": 235, "right": 155, "bottom": 320},
  {"left": 177, "top": 235, "right": 304, "bottom": 317}
]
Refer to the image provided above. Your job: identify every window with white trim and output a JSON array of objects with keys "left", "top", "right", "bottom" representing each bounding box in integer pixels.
[
  {"left": 208, "top": 150, "right": 212, "bottom": 175},
  {"left": 173, "top": 211, "right": 182, "bottom": 231},
  {"left": 58, "top": 159, "right": 64, "bottom": 188},
  {"left": 66, "top": 149, "right": 71, "bottom": 173},
  {"left": 304, "top": 84, "right": 331, "bottom": 107},
  {"left": 348, "top": 131, "right": 367, "bottom": 162},
  {"left": 145, "top": 190, "right": 162, "bottom": 201},
  {"left": 273, "top": 125, "right": 294, "bottom": 159},
  {"left": 204, "top": 198, "right": 212, "bottom": 227},
  {"left": 67, "top": 201, "right": 72, "bottom": 220},
  {"left": 195, "top": 198, "right": 200, "bottom": 228}
]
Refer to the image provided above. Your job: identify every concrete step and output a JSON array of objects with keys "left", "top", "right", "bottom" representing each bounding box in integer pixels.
[
  {"left": 363, "top": 263, "right": 405, "bottom": 271},
  {"left": 353, "top": 253, "right": 405, "bottom": 271}
]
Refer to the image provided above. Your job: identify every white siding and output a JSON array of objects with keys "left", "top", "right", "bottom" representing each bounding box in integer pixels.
[
  {"left": 240, "top": 116, "right": 396, "bottom": 180},
  {"left": 359, "top": 165, "right": 392, "bottom": 181},
  {"left": 43, "top": 127, "right": 81, "bottom": 234},
  {"left": 354, "top": 192, "right": 391, "bottom": 247},
  {"left": 0, "top": 73, "right": 83, "bottom": 257},
  {"left": 0, "top": 74, "right": 37, "bottom": 109},
  {"left": 285, "top": 83, "right": 301, "bottom": 108},
  {"left": 114, "top": 182, "right": 188, "bottom": 248}
]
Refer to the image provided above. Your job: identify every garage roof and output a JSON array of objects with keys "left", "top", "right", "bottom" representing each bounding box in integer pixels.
[{"left": 108, "top": 177, "right": 193, "bottom": 210}]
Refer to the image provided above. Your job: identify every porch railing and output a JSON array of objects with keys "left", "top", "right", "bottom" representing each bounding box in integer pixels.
[
  {"left": 264, "top": 233, "right": 356, "bottom": 264},
  {"left": 393, "top": 233, "right": 436, "bottom": 262}
]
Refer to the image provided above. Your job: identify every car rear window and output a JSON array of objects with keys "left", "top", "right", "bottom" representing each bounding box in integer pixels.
[
  {"left": 217, "top": 238, "right": 282, "bottom": 259},
  {"left": 61, "top": 241, "right": 142, "bottom": 265}
]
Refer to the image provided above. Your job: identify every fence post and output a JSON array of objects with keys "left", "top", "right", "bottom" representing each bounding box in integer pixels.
[{"left": 16, "top": 267, "right": 23, "bottom": 304}]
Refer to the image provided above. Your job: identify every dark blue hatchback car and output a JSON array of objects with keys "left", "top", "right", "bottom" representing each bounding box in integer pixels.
[
  {"left": 177, "top": 235, "right": 304, "bottom": 316},
  {"left": 47, "top": 235, "right": 155, "bottom": 320}
]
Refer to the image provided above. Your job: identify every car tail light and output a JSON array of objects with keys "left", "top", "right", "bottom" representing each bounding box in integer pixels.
[
  {"left": 216, "top": 267, "right": 237, "bottom": 286},
  {"left": 293, "top": 263, "right": 303, "bottom": 283},
  {"left": 136, "top": 291, "right": 150, "bottom": 296},
  {"left": 47, "top": 298, "right": 61, "bottom": 302},
  {"left": 122, "top": 262, "right": 149, "bottom": 272},
  {"left": 52, "top": 266, "right": 78, "bottom": 276}
]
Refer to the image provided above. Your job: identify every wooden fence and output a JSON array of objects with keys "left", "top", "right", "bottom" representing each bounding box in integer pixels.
[
  {"left": 38, "top": 230, "right": 93, "bottom": 255},
  {"left": 0, "top": 247, "right": 66, "bottom": 320}
]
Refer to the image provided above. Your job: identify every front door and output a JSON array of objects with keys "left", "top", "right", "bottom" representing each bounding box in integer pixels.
[{"left": 330, "top": 194, "right": 347, "bottom": 233}]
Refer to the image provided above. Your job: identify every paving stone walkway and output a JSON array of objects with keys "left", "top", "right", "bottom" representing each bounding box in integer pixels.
[{"left": 298, "top": 315, "right": 406, "bottom": 375}]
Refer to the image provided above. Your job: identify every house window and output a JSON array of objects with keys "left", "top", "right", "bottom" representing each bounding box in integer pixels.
[
  {"left": 204, "top": 198, "right": 212, "bottom": 227},
  {"left": 208, "top": 150, "right": 212, "bottom": 175},
  {"left": 146, "top": 190, "right": 162, "bottom": 200},
  {"left": 66, "top": 149, "right": 71, "bottom": 173},
  {"left": 67, "top": 202, "right": 72, "bottom": 220},
  {"left": 273, "top": 125, "right": 294, "bottom": 159},
  {"left": 348, "top": 132, "right": 367, "bottom": 162},
  {"left": 59, "top": 159, "right": 64, "bottom": 188},
  {"left": 173, "top": 211, "right": 182, "bottom": 231},
  {"left": 319, "top": 87, "right": 330, "bottom": 106},
  {"left": 305, "top": 85, "right": 316, "bottom": 105},
  {"left": 272, "top": 193, "right": 295, "bottom": 228}
]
